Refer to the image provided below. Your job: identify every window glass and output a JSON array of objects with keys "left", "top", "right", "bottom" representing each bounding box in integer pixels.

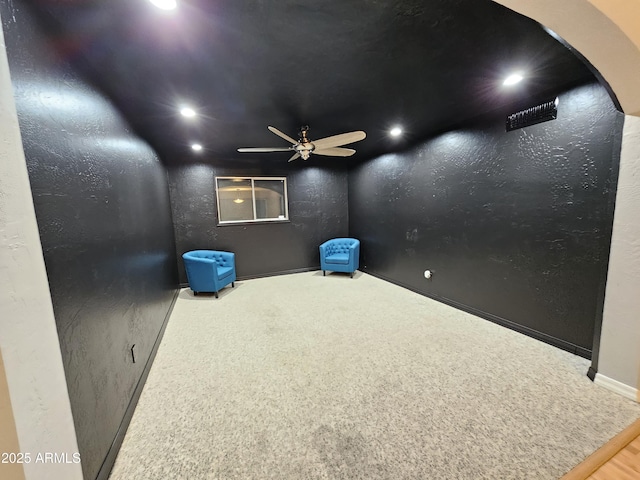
[
  {"left": 216, "top": 177, "right": 288, "bottom": 224},
  {"left": 254, "top": 179, "right": 286, "bottom": 220},
  {"left": 217, "top": 178, "right": 253, "bottom": 222}
]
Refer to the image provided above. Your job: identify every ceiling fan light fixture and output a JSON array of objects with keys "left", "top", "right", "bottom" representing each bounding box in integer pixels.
[
  {"left": 149, "top": 0, "right": 177, "bottom": 10},
  {"left": 503, "top": 72, "right": 524, "bottom": 86},
  {"left": 389, "top": 126, "right": 403, "bottom": 137},
  {"left": 191, "top": 143, "right": 203, "bottom": 152},
  {"left": 233, "top": 188, "right": 244, "bottom": 203}
]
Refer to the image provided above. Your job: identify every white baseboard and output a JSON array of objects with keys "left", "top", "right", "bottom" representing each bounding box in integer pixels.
[{"left": 594, "top": 373, "right": 639, "bottom": 402}]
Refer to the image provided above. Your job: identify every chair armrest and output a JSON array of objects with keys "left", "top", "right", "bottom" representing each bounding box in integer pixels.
[{"left": 183, "top": 254, "right": 219, "bottom": 285}]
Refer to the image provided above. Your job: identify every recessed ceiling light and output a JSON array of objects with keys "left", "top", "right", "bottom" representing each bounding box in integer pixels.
[
  {"left": 191, "top": 143, "right": 203, "bottom": 152},
  {"left": 180, "top": 106, "right": 196, "bottom": 118},
  {"left": 503, "top": 73, "right": 524, "bottom": 86},
  {"left": 390, "top": 126, "right": 403, "bottom": 137},
  {"left": 149, "top": 0, "right": 177, "bottom": 10}
]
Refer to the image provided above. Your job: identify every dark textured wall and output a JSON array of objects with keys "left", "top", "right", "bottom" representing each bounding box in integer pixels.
[
  {"left": 349, "top": 82, "right": 621, "bottom": 357},
  {"left": 169, "top": 163, "right": 348, "bottom": 284},
  {"left": 2, "top": 3, "right": 178, "bottom": 479}
]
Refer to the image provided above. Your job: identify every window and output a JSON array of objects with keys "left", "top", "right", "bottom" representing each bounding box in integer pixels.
[{"left": 216, "top": 177, "right": 289, "bottom": 224}]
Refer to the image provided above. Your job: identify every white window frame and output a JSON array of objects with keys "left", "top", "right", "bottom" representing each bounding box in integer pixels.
[{"left": 215, "top": 176, "right": 289, "bottom": 224}]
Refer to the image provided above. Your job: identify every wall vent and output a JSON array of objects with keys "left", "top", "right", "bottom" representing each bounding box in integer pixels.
[{"left": 506, "top": 98, "right": 558, "bottom": 131}]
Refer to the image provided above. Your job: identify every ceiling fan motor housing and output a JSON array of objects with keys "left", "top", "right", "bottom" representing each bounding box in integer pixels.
[{"left": 295, "top": 143, "right": 314, "bottom": 160}]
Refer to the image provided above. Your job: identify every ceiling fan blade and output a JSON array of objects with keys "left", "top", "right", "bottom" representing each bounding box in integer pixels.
[
  {"left": 314, "top": 147, "right": 356, "bottom": 157},
  {"left": 312, "top": 131, "right": 366, "bottom": 150},
  {"left": 268, "top": 126, "right": 298, "bottom": 145},
  {"left": 237, "top": 147, "right": 293, "bottom": 152},
  {"left": 287, "top": 152, "right": 301, "bottom": 162}
]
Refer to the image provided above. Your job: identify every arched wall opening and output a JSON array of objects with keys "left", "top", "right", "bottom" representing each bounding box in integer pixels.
[{"left": 493, "top": 0, "right": 640, "bottom": 401}]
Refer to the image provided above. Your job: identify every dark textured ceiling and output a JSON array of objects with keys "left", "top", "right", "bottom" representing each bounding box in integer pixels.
[{"left": 25, "top": 0, "right": 595, "bottom": 165}]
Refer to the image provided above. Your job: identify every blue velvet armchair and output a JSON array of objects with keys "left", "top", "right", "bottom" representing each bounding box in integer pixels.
[
  {"left": 182, "top": 250, "right": 236, "bottom": 298},
  {"left": 319, "top": 238, "right": 360, "bottom": 278}
]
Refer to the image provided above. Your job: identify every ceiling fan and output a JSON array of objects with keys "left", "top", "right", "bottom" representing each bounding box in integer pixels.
[{"left": 238, "top": 125, "right": 366, "bottom": 162}]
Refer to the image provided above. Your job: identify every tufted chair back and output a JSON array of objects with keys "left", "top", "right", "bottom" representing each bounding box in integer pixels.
[
  {"left": 186, "top": 250, "right": 234, "bottom": 268},
  {"left": 324, "top": 239, "right": 355, "bottom": 256}
]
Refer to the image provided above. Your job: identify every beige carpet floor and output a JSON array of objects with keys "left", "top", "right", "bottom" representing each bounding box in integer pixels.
[{"left": 109, "top": 271, "right": 640, "bottom": 479}]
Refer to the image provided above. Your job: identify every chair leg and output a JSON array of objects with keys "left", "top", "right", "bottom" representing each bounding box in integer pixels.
[
  {"left": 350, "top": 271, "right": 354, "bottom": 278},
  {"left": 194, "top": 291, "right": 198, "bottom": 296},
  {"left": 323, "top": 270, "right": 326, "bottom": 276},
  {"left": 232, "top": 282, "right": 235, "bottom": 288},
  {"left": 214, "top": 291, "right": 219, "bottom": 298}
]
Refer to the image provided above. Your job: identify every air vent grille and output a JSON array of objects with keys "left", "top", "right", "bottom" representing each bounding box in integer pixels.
[{"left": 506, "top": 99, "right": 558, "bottom": 131}]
